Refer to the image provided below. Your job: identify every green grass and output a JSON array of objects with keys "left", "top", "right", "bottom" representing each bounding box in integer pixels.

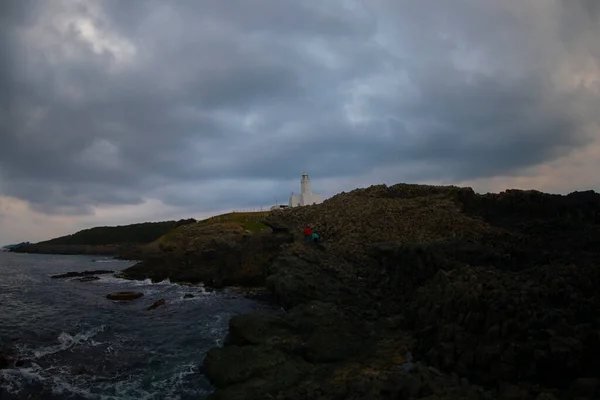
[
  {"left": 197, "top": 211, "right": 271, "bottom": 233},
  {"left": 156, "top": 211, "right": 271, "bottom": 244}
]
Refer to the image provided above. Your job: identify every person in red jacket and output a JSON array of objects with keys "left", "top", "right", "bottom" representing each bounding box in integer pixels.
[{"left": 303, "top": 226, "right": 312, "bottom": 242}]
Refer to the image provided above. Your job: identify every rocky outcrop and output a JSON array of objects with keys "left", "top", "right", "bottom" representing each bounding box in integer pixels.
[
  {"left": 147, "top": 298, "right": 166, "bottom": 310},
  {"left": 106, "top": 292, "right": 144, "bottom": 300},
  {"left": 199, "top": 183, "right": 600, "bottom": 399},
  {"left": 0, "top": 349, "right": 26, "bottom": 370},
  {"left": 51, "top": 270, "right": 114, "bottom": 279},
  {"left": 0, "top": 352, "right": 10, "bottom": 369},
  {"left": 120, "top": 226, "right": 293, "bottom": 287}
]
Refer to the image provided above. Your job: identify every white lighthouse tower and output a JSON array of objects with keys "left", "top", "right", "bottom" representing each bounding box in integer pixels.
[
  {"left": 289, "top": 172, "right": 322, "bottom": 207},
  {"left": 301, "top": 172, "right": 311, "bottom": 196}
]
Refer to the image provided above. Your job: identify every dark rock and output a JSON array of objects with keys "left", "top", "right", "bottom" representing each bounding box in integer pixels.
[
  {"left": 106, "top": 291, "right": 144, "bottom": 301},
  {"left": 535, "top": 393, "right": 558, "bottom": 400},
  {"left": 108, "top": 182, "right": 600, "bottom": 399},
  {"left": 14, "top": 359, "right": 27, "bottom": 367},
  {"left": 265, "top": 256, "right": 352, "bottom": 310},
  {"left": 227, "top": 313, "right": 293, "bottom": 346},
  {"left": 499, "top": 383, "right": 528, "bottom": 399},
  {"left": 52, "top": 270, "right": 114, "bottom": 279},
  {"left": 206, "top": 358, "right": 313, "bottom": 400},
  {"left": 571, "top": 377, "right": 600, "bottom": 398},
  {"left": 183, "top": 293, "right": 195, "bottom": 299},
  {"left": 120, "top": 231, "right": 293, "bottom": 286},
  {"left": 0, "top": 353, "right": 10, "bottom": 369},
  {"left": 147, "top": 298, "right": 166, "bottom": 310},
  {"left": 211, "top": 280, "right": 224, "bottom": 289},
  {"left": 203, "top": 344, "right": 293, "bottom": 388},
  {"left": 303, "top": 329, "right": 364, "bottom": 363}
]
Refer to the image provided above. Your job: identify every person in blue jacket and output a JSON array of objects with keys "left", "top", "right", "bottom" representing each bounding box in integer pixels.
[{"left": 311, "top": 232, "right": 320, "bottom": 244}]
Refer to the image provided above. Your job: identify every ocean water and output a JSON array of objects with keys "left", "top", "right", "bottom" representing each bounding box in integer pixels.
[{"left": 0, "top": 252, "right": 277, "bottom": 399}]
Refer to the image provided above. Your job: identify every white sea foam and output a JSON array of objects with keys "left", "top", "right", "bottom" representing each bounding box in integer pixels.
[
  {"left": 1, "top": 363, "right": 100, "bottom": 399},
  {"left": 94, "top": 275, "right": 211, "bottom": 301},
  {"left": 0, "top": 364, "right": 48, "bottom": 395},
  {"left": 96, "top": 275, "right": 203, "bottom": 289},
  {"left": 149, "top": 361, "right": 209, "bottom": 400},
  {"left": 32, "top": 325, "right": 106, "bottom": 359}
]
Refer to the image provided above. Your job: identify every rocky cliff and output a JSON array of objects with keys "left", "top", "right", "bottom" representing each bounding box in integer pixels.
[
  {"left": 124, "top": 183, "right": 600, "bottom": 399},
  {"left": 120, "top": 220, "right": 292, "bottom": 287}
]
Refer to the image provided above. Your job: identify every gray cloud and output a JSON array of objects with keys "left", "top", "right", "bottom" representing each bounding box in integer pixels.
[{"left": 1, "top": 0, "right": 599, "bottom": 217}]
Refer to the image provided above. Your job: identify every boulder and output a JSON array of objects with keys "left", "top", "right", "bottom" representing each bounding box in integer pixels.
[
  {"left": 106, "top": 291, "right": 144, "bottom": 301},
  {"left": 147, "top": 298, "right": 166, "bottom": 310},
  {"left": 0, "top": 352, "right": 10, "bottom": 369}
]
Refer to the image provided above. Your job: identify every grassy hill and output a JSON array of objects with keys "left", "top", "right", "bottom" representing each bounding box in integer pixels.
[
  {"left": 44, "top": 219, "right": 198, "bottom": 246},
  {"left": 161, "top": 211, "right": 270, "bottom": 240},
  {"left": 10, "top": 211, "right": 273, "bottom": 257},
  {"left": 10, "top": 219, "right": 197, "bottom": 255},
  {"left": 118, "top": 211, "right": 271, "bottom": 259}
]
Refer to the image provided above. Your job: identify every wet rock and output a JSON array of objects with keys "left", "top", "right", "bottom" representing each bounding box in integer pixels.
[
  {"left": 147, "top": 298, "right": 166, "bottom": 310},
  {"left": 106, "top": 291, "right": 144, "bottom": 301},
  {"left": 183, "top": 293, "right": 195, "bottom": 299},
  {"left": 52, "top": 270, "right": 114, "bottom": 279},
  {"left": 0, "top": 353, "right": 10, "bottom": 369},
  {"left": 0, "top": 351, "right": 26, "bottom": 370},
  {"left": 14, "top": 359, "right": 27, "bottom": 368}
]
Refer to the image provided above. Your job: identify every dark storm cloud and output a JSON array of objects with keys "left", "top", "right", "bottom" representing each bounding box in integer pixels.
[{"left": 1, "top": 0, "right": 599, "bottom": 215}]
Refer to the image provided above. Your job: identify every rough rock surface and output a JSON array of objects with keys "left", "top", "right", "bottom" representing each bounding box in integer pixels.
[
  {"left": 147, "top": 298, "right": 166, "bottom": 310},
  {"left": 124, "top": 183, "right": 600, "bottom": 399},
  {"left": 106, "top": 292, "right": 144, "bottom": 301},
  {"left": 120, "top": 225, "right": 293, "bottom": 287},
  {"left": 51, "top": 270, "right": 114, "bottom": 279}
]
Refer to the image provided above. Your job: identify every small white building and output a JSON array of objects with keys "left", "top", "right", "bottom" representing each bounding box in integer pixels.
[{"left": 288, "top": 172, "right": 322, "bottom": 207}]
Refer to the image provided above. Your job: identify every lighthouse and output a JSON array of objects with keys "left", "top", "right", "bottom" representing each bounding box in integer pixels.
[
  {"left": 288, "top": 172, "right": 322, "bottom": 207},
  {"left": 301, "top": 172, "right": 311, "bottom": 196}
]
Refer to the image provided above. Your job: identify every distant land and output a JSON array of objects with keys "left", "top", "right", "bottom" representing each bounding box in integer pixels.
[
  {"left": 8, "top": 219, "right": 197, "bottom": 257},
  {"left": 1, "top": 242, "right": 31, "bottom": 251}
]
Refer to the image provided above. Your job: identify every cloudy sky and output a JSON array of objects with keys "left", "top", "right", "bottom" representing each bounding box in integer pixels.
[{"left": 1, "top": 0, "right": 599, "bottom": 244}]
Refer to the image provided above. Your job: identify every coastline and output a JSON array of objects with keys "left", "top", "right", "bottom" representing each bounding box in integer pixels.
[
  {"left": 13, "top": 183, "right": 600, "bottom": 399},
  {"left": 123, "top": 184, "right": 600, "bottom": 399}
]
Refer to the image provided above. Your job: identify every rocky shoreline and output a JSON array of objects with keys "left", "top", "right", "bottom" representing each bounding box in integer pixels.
[{"left": 117, "top": 184, "right": 600, "bottom": 399}]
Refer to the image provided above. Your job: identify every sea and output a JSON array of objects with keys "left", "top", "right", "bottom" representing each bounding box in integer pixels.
[{"left": 0, "top": 252, "right": 278, "bottom": 399}]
